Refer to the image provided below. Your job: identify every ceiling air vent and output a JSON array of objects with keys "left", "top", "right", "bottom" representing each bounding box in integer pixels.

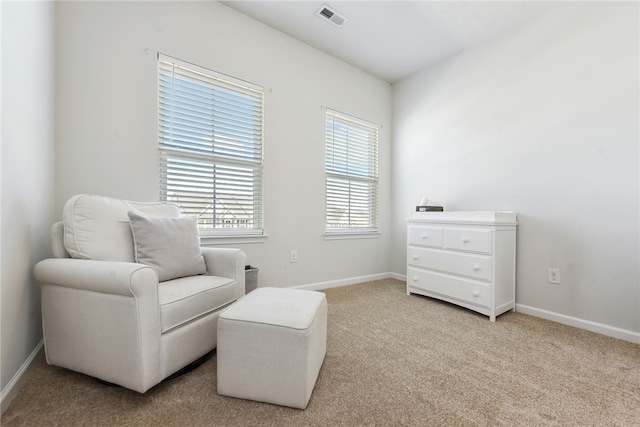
[{"left": 315, "top": 4, "right": 347, "bottom": 27}]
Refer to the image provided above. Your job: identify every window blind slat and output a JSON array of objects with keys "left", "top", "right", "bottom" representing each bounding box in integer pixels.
[{"left": 158, "top": 55, "right": 264, "bottom": 233}]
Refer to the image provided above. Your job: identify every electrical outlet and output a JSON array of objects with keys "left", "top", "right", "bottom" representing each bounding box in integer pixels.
[
  {"left": 548, "top": 268, "right": 561, "bottom": 284},
  {"left": 290, "top": 250, "right": 298, "bottom": 263}
]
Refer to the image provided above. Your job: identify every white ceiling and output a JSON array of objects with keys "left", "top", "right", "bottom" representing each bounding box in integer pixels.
[{"left": 221, "top": 1, "right": 553, "bottom": 83}]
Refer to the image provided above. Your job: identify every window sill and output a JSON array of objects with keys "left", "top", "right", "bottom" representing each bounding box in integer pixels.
[
  {"left": 324, "top": 231, "right": 380, "bottom": 241},
  {"left": 200, "top": 233, "right": 268, "bottom": 246}
]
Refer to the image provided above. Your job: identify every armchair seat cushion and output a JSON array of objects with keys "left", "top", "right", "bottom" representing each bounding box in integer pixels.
[{"left": 159, "top": 275, "right": 237, "bottom": 333}]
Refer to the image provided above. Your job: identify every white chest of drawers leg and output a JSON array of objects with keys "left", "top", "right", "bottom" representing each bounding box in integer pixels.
[{"left": 406, "top": 211, "right": 517, "bottom": 322}]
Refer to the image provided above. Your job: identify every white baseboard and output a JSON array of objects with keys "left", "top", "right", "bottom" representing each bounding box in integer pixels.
[
  {"left": 1, "top": 340, "right": 43, "bottom": 415},
  {"left": 294, "top": 272, "right": 396, "bottom": 291},
  {"left": 389, "top": 272, "right": 406, "bottom": 281},
  {"left": 516, "top": 304, "right": 640, "bottom": 344}
]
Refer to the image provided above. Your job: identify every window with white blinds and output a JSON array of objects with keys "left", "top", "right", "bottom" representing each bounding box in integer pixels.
[
  {"left": 325, "top": 109, "right": 379, "bottom": 234},
  {"left": 158, "top": 54, "right": 264, "bottom": 235}
]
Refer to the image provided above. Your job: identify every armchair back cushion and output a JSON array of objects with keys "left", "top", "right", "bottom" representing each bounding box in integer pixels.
[
  {"left": 51, "top": 222, "right": 69, "bottom": 258},
  {"left": 63, "top": 194, "right": 180, "bottom": 262}
]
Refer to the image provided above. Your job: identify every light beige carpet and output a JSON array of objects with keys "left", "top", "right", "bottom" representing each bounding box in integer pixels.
[{"left": 3, "top": 279, "right": 639, "bottom": 426}]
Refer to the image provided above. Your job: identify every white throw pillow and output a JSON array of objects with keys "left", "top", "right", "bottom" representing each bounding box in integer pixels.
[{"left": 128, "top": 211, "right": 207, "bottom": 282}]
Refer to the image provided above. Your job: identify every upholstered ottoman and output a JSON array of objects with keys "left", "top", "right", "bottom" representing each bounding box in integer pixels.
[{"left": 217, "top": 287, "right": 327, "bottom": 409}]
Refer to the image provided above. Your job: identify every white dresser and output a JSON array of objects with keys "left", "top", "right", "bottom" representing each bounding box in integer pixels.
[{"left": 406, "top": 211, "right": 517, "bottom": 322}]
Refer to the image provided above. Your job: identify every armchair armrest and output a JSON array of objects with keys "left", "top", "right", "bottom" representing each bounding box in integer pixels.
[
  {"left": 201, "top": 248, "right": 247, "bottom": 299},
  {"left": 34, "top": 257, "right": 163, "bottom": 393},
  {"left": 34, "top": 258, "right": 158, "bottom": 296}
]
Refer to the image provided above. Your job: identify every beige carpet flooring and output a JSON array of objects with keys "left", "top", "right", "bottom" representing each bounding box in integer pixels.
[{"left": 3, "top": 279, "right": 639, "bottom": 426}]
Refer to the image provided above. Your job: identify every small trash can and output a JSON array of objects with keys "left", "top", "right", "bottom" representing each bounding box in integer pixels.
[{"left": 245, "top": 265, "right": 259, "bottom": 293}]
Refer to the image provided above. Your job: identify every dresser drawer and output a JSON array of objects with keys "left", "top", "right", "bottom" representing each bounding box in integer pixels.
[
  {"left": 445, "top": 228, "right": 492, "bottom": 254},
  {"left": 407, "top": 268, "right": 491, "bottom": 309},
  {"left": 407, "top": 247, "right": 492, "bottom": 282},
  {"left": 408, "top": 225, "right": 444, "bottom": 248}
]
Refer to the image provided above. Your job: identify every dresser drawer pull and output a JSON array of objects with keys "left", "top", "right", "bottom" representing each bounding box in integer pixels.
[
  {"left": 473, "top": 264, "right": 480, "bottom": 271},
  {"left": 421, "top": 234, "right": 428, "bottom": 239},
  {"left": 412, "top": 255, "right": 419, "bottom": 261},
  {"left": 412, "top": 276, "right": 419, "bottom": 282},
  {"left": 462, "top": 237, "right": 470, "bottom": 243},
  {"left": 473, "top": 291, "right": 480, "bottom": 297}
]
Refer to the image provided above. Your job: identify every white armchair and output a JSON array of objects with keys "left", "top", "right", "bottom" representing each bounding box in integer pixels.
[{"left": 34, "top": 194, "right": 246, "bottom": 393}]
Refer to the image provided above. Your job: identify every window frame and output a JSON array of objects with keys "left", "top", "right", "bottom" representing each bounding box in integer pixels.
[
  {"left": 324, "top": 108, "right": 380, "bottom": 239},
  {"left": 157, "top": 54, "right": 265, "bottom": 242}
]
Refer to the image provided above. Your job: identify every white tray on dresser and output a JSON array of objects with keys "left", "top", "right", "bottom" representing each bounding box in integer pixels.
[{"left": 406, "top": 211, "right": 517, "bottom": 321}]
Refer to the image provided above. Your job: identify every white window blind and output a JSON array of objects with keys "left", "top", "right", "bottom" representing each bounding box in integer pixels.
[
  {"left": 158, "top": 54, "right": 264, "bottom": 235},
  {"left": 325, "top": 109, "right": 379, "bottom": 233}
]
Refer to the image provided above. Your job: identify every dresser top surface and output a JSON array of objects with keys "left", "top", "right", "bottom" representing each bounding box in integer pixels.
[{"left": 408, "top": 211, "right": 517, "bottom": 225}]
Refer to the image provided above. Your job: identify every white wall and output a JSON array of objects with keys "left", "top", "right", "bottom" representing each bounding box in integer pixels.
[
  {"left": 392, "top": 2, "right": 639, "bottom": 335},
  {"left": 1, "top": 0, "right": 56, "bottom": 411},
  {"left": 54, "top": 1, "right": 392, "bottom": 288}
]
